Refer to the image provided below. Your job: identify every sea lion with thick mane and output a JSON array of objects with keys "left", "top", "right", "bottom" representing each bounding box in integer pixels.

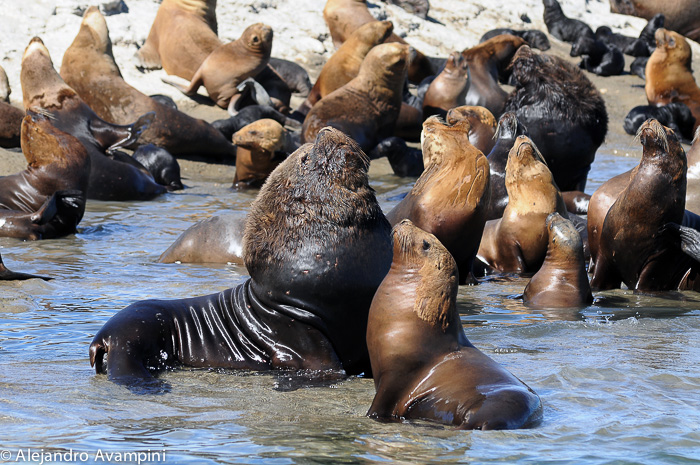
[
  {"left": 422, "top": 53, "right": 470, "bottom": 120},
  {"left": 504, "top": 45, "right": 608, "bottom": 192},
  {"left": 645, "top": 29, "right": 700, "bottom": 131},
  {"left": 609, "top": 0, "right": 700, "bottom": 42},
  {"left": 60, "top": 7, "right": 235, "bottom": 161},
  {"left": 387, "top": 115, "right": 490, "bottom": 284},
  {"left": 0, "top": 111, "right": 88, "bottom": 240},
  {"left": 523, "top": 212, "right": 592, "bottom": 308},
  {"left": 90, "top": 127, "right": 393, "bottom": 384},
  {"left": 366, "top": 219, "right": 542, "bottom": 430},
  {"left": 302, "top": 43, "right": 408, "bottom": 152},
  {"left": 21, "top": 37, "right": 166, "bottom": 201}
]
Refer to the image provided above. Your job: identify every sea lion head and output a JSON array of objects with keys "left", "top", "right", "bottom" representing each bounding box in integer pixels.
[
  {"left": 241, "top": 23, "right": 273, "bottom": 56},
  {"left": 505, "top": 135, "right": 558, "bottom": 199},
  {"left": 360, "top": 42, "right": 409, "bottom": 85},
  {"left": 443, "top": 52, "right": 469, "bottom": 78},
  {"left": 654, "top": 28, "right": 691, "bottom": 67},
  {"left": 391, "top": 219, "right": 458, "bottom": 332},
  {"left": 420, "top": 114, "right": 472, "bottom": 167},
  {"left": 232, "top": 118, "right": 285, "bottom": 153},
  {"left": 354, "top": 20, "right": 394, "bottom": 45},
  {"left": 545, "top": 212, "right": 584, "bottom": 262},
  {"left": 494, "top": 112, "right": 529, "bottom": 142},
  {"left": 21, "top": 109, "right": 86, "bottom": 169},
  {"left": 636, "top": 118, "right": 686, "bottom": 170},
  {"left": 21, "top": 37, "right": 77, "bottom": 110}
]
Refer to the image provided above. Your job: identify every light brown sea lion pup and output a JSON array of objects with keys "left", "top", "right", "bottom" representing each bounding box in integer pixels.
[
  {"left": 477, "top": 135, "right": 568, "bottom": 274},
  {"left": 366, "top": 220, "right": 543, "bottom": 430},
  {"left": 445, "top": 105, "right": 497, "bottom": 155},
  {"left": 232, "top": 118, "right": 290, "bottom": 190},
  {"left": 302, "top": 42, "right": 408, "bottom": 152},
  {"left": 523, "top": 212, "right": 592, "bottom": 308},
  {"left": 60, "top": 6, "right": 235, "bottom": 161},
  {"left": 645, "top": 28, "right": 700, "bottom": 131},
  {"left": 422, "top": 52, "right": 470, "bottom": 120},
  {"left": 387, "top": 115, "right": 490, "bottom": 285},
  {"left": 163, "top": 23, "right": 273, "bottom": 110}
]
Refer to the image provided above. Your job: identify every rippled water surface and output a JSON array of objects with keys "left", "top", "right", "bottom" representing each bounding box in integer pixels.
[{"left": 1, "top": 146, "right": 700, "bottom": 464}]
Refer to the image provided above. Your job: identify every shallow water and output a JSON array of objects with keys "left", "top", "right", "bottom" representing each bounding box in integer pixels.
[{"left": 1, "top": 145, "right": 700, "bottom": 465}]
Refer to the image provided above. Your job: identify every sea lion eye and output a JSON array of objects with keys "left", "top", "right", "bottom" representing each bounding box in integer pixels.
[
  {"left": 422, "top": 240, "right": 430, "bottom": 250},
  {"left": 252, "top": 36, "right": 260, "bottom": 43}
]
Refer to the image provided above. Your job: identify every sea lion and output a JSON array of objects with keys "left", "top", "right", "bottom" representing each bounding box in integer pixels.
[
  {"left": 0, "top": 65, "right": 10, "bottom": 102},
  {"left": 163, "top": 23, "right": 273, "bottom": 110},
  {"left": 0, "top": 253, "right": 51, "bottom": 281},
  {"left": 89, "top": 127, "right": 393, "bottom": 384},
  {"left": 480, "top": 29, "right": 551, "bottom": 51},
  {"left": 645, "top": 29, "right": 700, "bottom": 131},
  {"left": 505, "top": 45, "right": 608, "bottom": 192},
  {"left": 422, "top": 52, "right": 470, "bottom": 119},
  {"left": 625, "top": 13, "right": 664, "bottom": 57},
  {"left": 0, "top": 101, "right": 23, "bottom": 149},
  {"left": 594, "top": 26, "right": 636, "bottom": 54},
  {"left": 543, "top": 0, "right": 594, "bottom": 43},
  {"left": 366, "top": 219, "right": 543, "bottom": 430},
  {"left": 322, "top": 0, "right": 434, "bottom": 83},
  {"left": 386, "top": 115, "right": 490, "bottom": 284},
  {"left": 523, "top": 212, "right": 592, "bottom": 308},
  {"left": 212, "top": 105, "right": 301, "bottom": 140},
  {"left": 570, "top": 35, "right": 625, "bottom": 77},
  {"left": 0, "top": 111, "right": 89, "bottom": 240},
  {"left": 21, "top": 37, "right": 166, "bottom": 201},
  {"left": 302, "top": 43, "right": 408, "bottom": 152},
  {"left": 60, "top": 7, "right": 235, "bottom": 161},
  {"left": 461, "top": 35, "right": 526, "bottom": 117},
  {"left": 609, "top": 0, "right": 700, "bottom": 42},
  {"left": 132, "top": 144, "right": 184, "bottom": 191},
  {"left": 445, "top": 105, "right": 497, "bottom": 155},
  {"left": 231, "top": 118, "right": 288, "bottom": 189},
  {"left": 476, "top": 135, "right": 568, "bottom": 274},
  {"left": 591, "top": 119, "right": 691, "bottom": 291},
  {"left": 369, "top": 136, "right": 423, "bottom": 177},
  {"left": 623, "top": 103, "right": 695, "bottom": 142}
]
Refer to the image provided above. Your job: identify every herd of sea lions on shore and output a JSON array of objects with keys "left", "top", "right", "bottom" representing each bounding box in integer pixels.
[{"left": 1, "top": 0, "right": 700, "bottom": 430}]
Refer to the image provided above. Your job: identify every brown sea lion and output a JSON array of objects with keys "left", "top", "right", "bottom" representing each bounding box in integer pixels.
[
  {"left": 0, "top": 101, "right": 23, "bottom": 149},
  {"left": 387, "top": 115, "right": 490, "bottom": 284},
  {"left": 422, "top": 52, "right": 470, "bottom": 120},
  {"left": 477, "top": 135, "right": 568, "bottom": 274},
  {"left": 366, "top": 219, "right": 542, "bottom": 430},
  {"left": 0, "top": 111, "right": 89, "bottom": 240},
  {"left": 645, "top": 29, "right": 700, "bottom": 131},
  {"left": 21, "top": 37, "right": 166, "bottom": 201},
  {"left": 523, "top": 212, "right": 592, "bottom": 308},
  {"left": 89, "top": 127, "right": 393, "bottom": 385},
  {"left": 609, "top": 0, "right": 700, "bottom": 42},
  {"left": 302, "top": 43, "right": 408, "bottom": 152},
  {"left": 231, "top": 118, "right": 288, "bottom": 189},
  {"left": 586, "top": 170, "right": 631, "bottom": 269},
  {"left": 322, "top": 0, "right": 434, "bottom": 83},
  {"left": 163, "top": 23, "right": 273, "bottom": 110},
  {"left": 60, "top": 7, "right": 235, "bottom": 161},
  {"left": 445, "top": 105, "right": 497, "bottom": 155},
  {"left": 461, "top": 35, "right": 526, "bottom": 118},
  {"left": 591, "top": 119, "right": 691, "bottom": 291},
  {"left": 0, "top": 253, "right": 51, "bottom": 281}
]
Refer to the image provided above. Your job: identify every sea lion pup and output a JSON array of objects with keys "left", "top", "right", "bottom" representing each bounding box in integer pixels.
[
  {"left": 231, "top": 118, "right": 290, "bottom": 189},
  {"left": 477, "top": 135, "right": 568, "bottom": 274},
  {"left": 570, "top": 35, "right": 625, "bottom": 77},
  {"left": 298, "top": 21, "right": 394, "bottom": 115},
  {"left": 480, "top": 29, "right": 551, "bottom": 51},
  {"left": 590, "top": 120, "right": 691, "bottom": 291},
  {"left": 163, "top": 23, "right": 273, "bottom": 110},
  {"left": 461, "top": 35, "right": 526, "bottom": 118},
  {"left": 523, "top": 213, "right": 592, "bottom": 308},
  {"left": 132, "top": 145, "right": 183, "bottom": 191},
  {"left": 645, "top": 29, "right": 700, "bottom": 132},
  {"left": 594, "top": 26, "right": 636, "bottom": 53},
  {"left": 302, "top": 43, "right": 408, "bottom": 152},
  {"left": 624, "top": 103, "right": 695, "bottom": 142},
  {"left": 609, "top": 0, "right": 700, "bottom": 42},
  {"left": 0, "top": 111, "right": 89, "bottom": 240},
  {"left": 0, "top": 253, "right": 51, "bottom": 281},
  {"left": 322, "top": 0, "right": 434, "bottom": 83},
  {"left": 21, "top": 37, "right": 166, "bottom": 201},
  {"left": 422, "top": 53, "right": 470, "bottom": 120},
  {"left": 504, "top": 45, "right": 607, "bottom": 192},
  {"left": 626, "top": 13, "right": 664, "bottom": 57},
  {"left": 60, "top": 7, "right": 235, "bottom": 161},
  {"left": 90, "top": 127, "right": 393, "bottom": 383},
  {"left": 366, "top": 220, "right": 542, "bottom": 430},
  {"left": 0, "top": 101, "right": 23, "bottom": 149},
  {"left": 542, "top": 0, "right": 594, "bottom": 43},
  {"left": 445, "top": 105, "right": 497, "bottom": 155},
  {"left": 386, "top": 116, "right": 490, "bottom": 284}
]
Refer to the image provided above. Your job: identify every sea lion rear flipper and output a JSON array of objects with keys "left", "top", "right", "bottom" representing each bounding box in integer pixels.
[
  {"left": 161, "top": 73, "right": 201, "bottom": 96},
  {"left": 90, "top": 112, "right": 155, "bottom": 151},
  {"left": 134, "top": 42, "right": 162, "bottom": 70}
]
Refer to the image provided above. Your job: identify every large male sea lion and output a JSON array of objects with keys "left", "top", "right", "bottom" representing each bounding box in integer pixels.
[
  {"left": 422, "top": 52, "right": 470, "bottom": 119},
  {"left": 302, "top": 43, "right": 408, "bottom": 152},
  {"left": 90, "top": 127, "right": 393, "bottom": 383},
  {"left": 366, "top": 220, "right": 542, "bottom": 430},
  {"left": 609, "top": 0, "right": 700, "bottom": 42},
  {"left": 21, "top": 37, "right": 166, "bottom": 201},
  {"left": 60, "top": 7, "right": 235, "bottom": 161},
  {"left": 0, "top": 111, "right": 88, "bottom": 240}
]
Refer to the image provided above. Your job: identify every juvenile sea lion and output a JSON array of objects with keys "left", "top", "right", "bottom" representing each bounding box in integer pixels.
[
  {"left": 480, "top": 28, "right": 551, "bottom": 51},
  {"left": 302, "top": 43, "right": 408, "bottom": 152},
  {"left": 625, "top": 13, "right": 664, "bottom": 57},
  {"left": 422, "top": 52, "right": 470, "bottom": 119},
  {"left": 445, "top": 105, "right": 497, "bottom": 155},
  {"left": 21, "top": 37, "right": 166, "bottom": 201},
  {"left": 523, "top": 213, "right": 592, "bottom": 308},
  {"left": 609, "top": 0, "right": 699, "bottom": 42},
  {"left": 623, "top": 103, "right": 695, "bottom": 141},
  {"left": 387, "top": 116, "right": 490, "bottom": 284},
  {"left": 477, "top": 135, "right": 568, "bottom": 274},
  {"left": 0, "top": 253, "right": 51, "bottom": 281},
  {"left": 90, "top": 127, "right": 393, "bottom": 384},
  {"left": 231, "top": 118, "right": 288, "bottom": 189},
  {"left": 645, "top": 29, "right": 700, "bottom": 131},
  {"left": 570, "top": 35, "right": 625, "bottom": 77},
  {"left": 132, "top": 145, "right": 184, "bottom": 191},
  {"left": 212, "top": 105, "right": 301, "bottom": 140},
  {"left": 594, "top": 26, "right": 636, "bottom": 54},
  {"left": 591, "top": 120, "right": 691, "bottom": 291},
  {"left": 367, "top": 220, "right": 542, "bottom": 430},
  {"left": 543, "top": 0, "right": 594, "bottom": 43},
  {"left": 0, "top": 111, "right": 89, "bottom": 240}
]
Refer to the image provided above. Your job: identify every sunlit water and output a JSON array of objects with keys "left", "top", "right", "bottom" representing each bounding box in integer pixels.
[{"left": 1, "top": 145, "right": 700, "bottom": 464}]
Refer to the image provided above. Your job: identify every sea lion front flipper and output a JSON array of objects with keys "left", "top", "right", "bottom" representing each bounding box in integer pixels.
[
  {"left": 89, "top": 112, "right": 155, "bottom": 152},
  {"left": 228, "top": 79, "right": 272, "bottom": 116}
]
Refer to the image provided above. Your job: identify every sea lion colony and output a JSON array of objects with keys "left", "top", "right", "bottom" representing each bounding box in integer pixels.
[{"left": 1, "top": 0, "right": 700, "bottom": 431}]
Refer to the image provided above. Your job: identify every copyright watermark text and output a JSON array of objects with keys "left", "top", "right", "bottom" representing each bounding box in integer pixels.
[{"left": 1, "top": 448, "right": 166, "bottom": 464}]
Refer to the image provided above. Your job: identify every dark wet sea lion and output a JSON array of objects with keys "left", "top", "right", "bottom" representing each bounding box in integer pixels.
[
  {"left": 480, "top": 28, "right": 551, "bottom": 51},
  {"left": 369, "top": 136, "right": 423, "bottom": 177},
  {"left": 623, "top": 103, "right": 695, "bottom": 142},
  {"left": 0, "top": 253, "right": 51, "bottom": 281},
  {"left": 21, "top": 37, "right": 166, "bottom": 201},
  {"left": 0, "top": 111, "right": 89, "bottom": 240},
  {"left": 609, "top": 0, "right": 700, "bottom": 42},
  {"left": 570, "top": 36, "right": 625, "bottom": 77},
  {"left": 523, "top": 213, "right": 592, "bottom": 308},
  {"left": 132, "top": 144, "right": 183, "bottom": 191},
  {"left": 387, "top": 116, "right": 490, "bottom": 284},
  {"left": 90, "top": 127, "right": 392, "bottom": 384},
  {"left": 505, "top": 45, "right": 608, "bottom": 192},
  {"left": 591, "top": 119, "right": 691, "bottom": 291},
  {"left": 367, "top": 219, "right": 542, "bottom": 430},
  {"left": 543, "top": 0, "right": 594, "bottom": 43},
  {"left": 231, "top": 118, "right": 288, "bottom": 189},
  {"left": 60, "top": 7, "right": 235, "bottom": 162},
  {"left": 422, "top": 52, "right": 470, "bottom": 119},
  {"left": 302, "top": 43, "right": 408, "bottom": 152}
]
